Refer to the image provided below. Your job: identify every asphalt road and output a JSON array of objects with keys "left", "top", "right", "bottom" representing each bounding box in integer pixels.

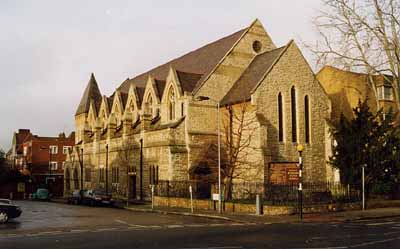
[{"left": 1, "top": 201, "right": 400, "bottom": 249}]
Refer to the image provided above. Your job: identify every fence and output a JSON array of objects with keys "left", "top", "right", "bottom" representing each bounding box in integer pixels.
[
  {"left": 153, "top": 180, "right": 361, "bottom": 206},
  {"left": 154, "top": 180, "right": 212, "bottom": 199}
]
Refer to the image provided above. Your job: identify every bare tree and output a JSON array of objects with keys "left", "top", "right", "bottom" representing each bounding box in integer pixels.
[
  {"left": 309, "top": 0, "right": 400, "bottom": 109},
  {"left": 221, "top": 102, "right": 262, "bottom": 200}
]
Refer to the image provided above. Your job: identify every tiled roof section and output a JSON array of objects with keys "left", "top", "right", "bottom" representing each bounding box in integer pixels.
[
  {"left": 154, "top": 79, "right": 166, "bottom": 100},
  {"left": 176, "top": 71, "right": 203, "bottom": 92},
  {"left": 120, "top": 92, "right": 128, "bottom": 109},
  {"left": 220, "top": 45, "right": 287, "bottom": 106},
  {"left": 136, "top": 87, "right": 145, "bottom": 105},
  {"left": 75, "top": 73, "right": 102, "bottom": 115},
  {"left": 107, "top": 95, "right": 114, "bottom": 110},
  {"left": 118, "top": 28, "right": 247, "bottom": 93}
]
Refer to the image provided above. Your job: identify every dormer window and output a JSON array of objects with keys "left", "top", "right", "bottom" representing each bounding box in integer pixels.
[
  {"left": 168, "top": 86, "right": 176, "bottom": 121},
  {"left": 377, "top": 86, "right": 394, "bottom": 101}
]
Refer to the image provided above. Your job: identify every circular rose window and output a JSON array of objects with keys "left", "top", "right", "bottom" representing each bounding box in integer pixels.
[{"left": 252, "top": 40, "right": 262, "bottom": 53}]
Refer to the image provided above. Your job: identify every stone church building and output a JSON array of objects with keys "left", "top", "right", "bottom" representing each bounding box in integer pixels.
[{"left": 64, "top": 19, "right": 335, "bottom": 200}]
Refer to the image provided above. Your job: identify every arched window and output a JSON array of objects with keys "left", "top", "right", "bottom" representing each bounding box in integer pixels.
[
  {"left": 146, "top": 94, "right": 154, "bottom": 117},
  {"left": 291, "top": 86, "right": 297, "bottom": 142},
  {"left": 168, "top": 87, "right": 176, "bottom": 121},
  {"left": 304, "top": 95, "right": 310, "bottom": 144},
  {"left": 278, "top": 93, "right": 284, "bottom": 142},
  {"left": 128, "top": 99, "right": 136, "bottom": 120},
  {"left": 73, "top": 168, "right": 79, "bottom": 189}
]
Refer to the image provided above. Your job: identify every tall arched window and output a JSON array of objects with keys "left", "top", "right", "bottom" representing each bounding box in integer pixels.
[
  {"left": 147, "top": 94, "right": 154, "bottom": 116},
  {"left": 278, "top": 93, "right": 284, "bottom": 142},
  {"left": 128, "top": 99, "right": 136, "bottom": 120},
  {"left": 168, "top": 87, "right": 176, "bottom": 121},
  {"left": 291, "top": 86, "right": 297, "bottom": 142},
  {"left": 304, "top": 95, "right": 310, "bottom": 144}
]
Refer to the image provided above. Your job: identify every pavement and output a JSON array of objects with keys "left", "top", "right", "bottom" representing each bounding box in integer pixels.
[{"left": 123, "top": 202, "right": 400, "bottom": 224}]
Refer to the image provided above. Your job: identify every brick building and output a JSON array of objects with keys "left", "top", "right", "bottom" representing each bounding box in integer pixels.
[
  {"left": 18, "top": 131, "right": 75, "bottom": 196},
  {"left": 316, "top": 66, "right": 399, "bottom": 123},
  {"left": 8, "top": 129, "right": 31, "bottom": 169},
  {"left": 64, "top": 19, "right": 335, "bottom": 200}
]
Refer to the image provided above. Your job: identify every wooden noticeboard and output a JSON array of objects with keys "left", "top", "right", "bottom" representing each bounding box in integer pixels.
[{"left": 269, "top": 163, "right": 299, "bottom": 184}]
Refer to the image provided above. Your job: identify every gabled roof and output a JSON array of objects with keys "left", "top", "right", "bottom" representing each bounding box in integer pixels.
[
  {"left": 176, "top": 70, "right": 203, "bottom": 93},
  {"left": 154, "top": 79, "right": 166, "bottom": 100},
  {"left": 118, "top": 28, "right": 248, "bottom": 93},
  {"left": 220, "top": 44, "right": 288, "bottom": 106},
  {"left": 75, "top": 73, "right": 102, "bottom": 115}
]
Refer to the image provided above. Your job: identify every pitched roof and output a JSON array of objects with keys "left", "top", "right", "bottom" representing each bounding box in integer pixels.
[
  {"left": 176, "top": 70, "right": 203, "bottom": 92},
  {"left": 220, "top": 45, "right": 287, "bottom": 106},
  {"left": 75, "top": 73, "right": 102, "bottom": 115},
  {"left": 154, "top": 79, "right": 166, "bottom": 100},
  {"left": 117, "top": 28, "right": 248, "bottom": 93}
]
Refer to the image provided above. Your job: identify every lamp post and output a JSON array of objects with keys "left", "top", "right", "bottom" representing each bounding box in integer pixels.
[
  {"left": 195, "top": 95, "right": 222, "bottom": 214},
  {"left": 105, "top": 144, "right": 109, "bottom": 195},
  {"left": 80, "top": 148, "right": 83, "bottom": 192},
  {"left": 297, "top": 144, "right": 304, "bottom": 220}
]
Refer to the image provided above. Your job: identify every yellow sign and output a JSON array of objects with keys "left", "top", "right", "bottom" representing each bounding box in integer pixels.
[{"left": 17, "top": 182, "right": 25, "bottom": 193}]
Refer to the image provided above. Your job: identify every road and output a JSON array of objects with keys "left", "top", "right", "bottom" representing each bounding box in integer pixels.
[{"left": 0, "top": 201, "right": 400, "bottom": 249}]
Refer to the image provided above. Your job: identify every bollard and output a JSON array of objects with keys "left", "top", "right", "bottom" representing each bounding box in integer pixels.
[
  {"left": 24, "top": 193, "right": 26, "bottom": 200},
  {"left": 189, "top": 185, "right": 194, "bottom": 213},
  {"left": 256, "top": 194, "right": 263, "bottom": 215},
  {"left": 9, "top": 192, "right": 13, "bottom": 200}
]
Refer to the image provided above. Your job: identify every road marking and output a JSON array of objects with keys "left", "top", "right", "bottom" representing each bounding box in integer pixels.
[
  {"left": 167, "top": 224, "right": 185, "bottom": 228},
  {"left": 95, "top": 228, "right": 118, "bottom": 232},
  {"left": 367, "top": 221, "right": 396, "bottom": 226},
  {"left": 148, "top": 225, "right": 162, "bottom": 229},
  {"left": 295, "top": 236, "right": 400, "bottom": 249},
  {"left": 208, "top": 223, "right": 225, "bottom": 227},
  {"left": 114, "top": 219, "right": 128, "bottom": 225},
  {"left": 350, "top": 236, "right": 400, "bottom": 248},
  {"left": 185, "top": 224, "right": 207, "bottom": 227},
  {"left": 128, "top": 224, "right": 148, "bottom": 228},
  {"left": 70, "top": 229, "right": 89, "bottom": 233},
  {"left": 181, "top": 246, "right": 243, "bottom": 249}
]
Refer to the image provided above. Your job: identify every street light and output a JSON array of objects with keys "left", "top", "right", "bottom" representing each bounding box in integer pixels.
[
  {"left": 194, "top": 95, "right": 222, "bottom": 214},
  {"left": 297, "top": 144, "right": 304, "bottom": 220},
  {"left": 105, "top": 144, "right": 109, "bottom": 195}
]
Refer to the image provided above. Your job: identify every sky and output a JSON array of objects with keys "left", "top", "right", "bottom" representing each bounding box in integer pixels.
[{"left": 0, "top": 0, "right": 323, "bottom": 151}]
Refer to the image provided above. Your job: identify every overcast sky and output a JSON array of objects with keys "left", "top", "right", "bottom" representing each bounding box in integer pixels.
[{"left": 0, "top": 0, "right": 323, "bottom": 151}]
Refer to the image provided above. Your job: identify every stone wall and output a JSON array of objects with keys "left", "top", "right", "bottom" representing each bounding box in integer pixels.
[{"left": 253, "top": 41, "right": 333, "bottom": 182}]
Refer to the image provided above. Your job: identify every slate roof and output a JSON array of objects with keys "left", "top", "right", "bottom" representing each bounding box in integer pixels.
[
  {"left": 176, "top": 71, "right": 203, "bottom": 93},
  {"left": 154, "top": 79, "right": 166, "bottom": 100},
  {"left": 220, "top": 44, "right": 288, "bottom": 106},
  {"left": 75, "top": 73, "right": 102, "bottom": 115},
  {"left": 118, "top": 28, "right": 247, "bottom": 93}
]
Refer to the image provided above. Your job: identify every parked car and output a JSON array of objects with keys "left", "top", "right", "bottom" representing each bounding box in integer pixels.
[
  {"left": 82, "top": 189, "right": 115, "bottom": 206},
  {"left": 32, "top": 188, "right": 52, "bottom": 201},
  {"left": 67, "top": 190, "right": 85, "bottom": 205},
  {"left": 0, "top": 199, "right": 22, "bottom": 224}
]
